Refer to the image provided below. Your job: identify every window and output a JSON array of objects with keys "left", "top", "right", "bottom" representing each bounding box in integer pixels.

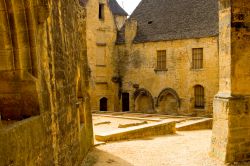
[
  {"left": 157, "top": 50, "right": 166, "bottom": 70},
  {"left": 99, "top": 3, "right": 104, "bottom": 20},
  {"left": 192, "top": 48, "right": 203, "bottom": 69},
  {"left": 96, "top": 46, "right": 106, "bottom": 66},
  {"left": 194, "top": 85, "right": 205, "bottom": 109}
]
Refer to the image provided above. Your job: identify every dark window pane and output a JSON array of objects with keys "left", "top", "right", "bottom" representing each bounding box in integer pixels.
[
  {"left": 194, "top": 85, "right": 204, "bottom": 108},
  {"left": 157, "top": 50, "right": 166, "bottom": 70},
  {"left": 192, "top": 48, "right": 203, "bottom": 69},
  {"left": 99, "top": 4, "right": 104, "bottom": 19}
]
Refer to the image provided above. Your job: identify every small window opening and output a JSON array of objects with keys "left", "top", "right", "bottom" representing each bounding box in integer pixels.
[
  {"left": 148, "top": 21, "right": 153, "bottom": 24},
  {"left": 192, "top": 48, "right": 203, "bottom": 69},
  {"left": 99, "top": 3, "right": 104, "bottom": 20},
  {"left": 156, "top": 50, "right": 167, "bottom": 70}
]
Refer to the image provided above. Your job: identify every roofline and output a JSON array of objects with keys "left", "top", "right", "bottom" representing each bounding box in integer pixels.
[
  {"left": 133, "top": 34, "right": 219, "bottom": 44},
  {"left": 108, "top": 0, "right": 128, "bottom": 16},
  {"left": 115, "top": 34, "right": 218, "bottom": 45}
]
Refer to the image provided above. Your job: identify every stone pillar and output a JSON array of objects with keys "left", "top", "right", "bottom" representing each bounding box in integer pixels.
[{"left": 211, "top": 0, "right": 250, "bottom": 163}]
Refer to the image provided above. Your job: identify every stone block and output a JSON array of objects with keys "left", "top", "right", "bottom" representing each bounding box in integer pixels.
[
  {"left": 0, "top": 50, "right": 14, "bottom": 71},
  {"left": 0, "top": 32, "right": 13, "bottom": 50},
  {"left": 96, "top": 121, "right": 176, "bottom": 142}
]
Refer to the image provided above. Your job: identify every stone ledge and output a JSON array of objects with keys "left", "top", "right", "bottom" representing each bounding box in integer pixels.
[
  {"left": 95, "top": 121, "right": 176, "bottom": 142},
  {"left": 93, "top": 113, "right": 160, "bottom": 122},
  {"left": 176, "top": 118, "right": 213, "bottom": 131}
]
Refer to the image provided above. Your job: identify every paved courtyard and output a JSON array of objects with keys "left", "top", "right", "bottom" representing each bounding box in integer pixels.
[
  {"left": 82, "top": 113, "right": 250, "bottom": 166},
  {"left": 83, "top": 130, "right": 250, "bottom": 166}
]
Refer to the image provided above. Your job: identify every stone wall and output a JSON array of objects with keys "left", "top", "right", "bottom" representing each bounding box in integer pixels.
[
  {"left": 86, "top": 0, "right": 119, "bottom": 112},
  {"left": 0, "top": 0, "right": 93, "bottom": 165},
  {"left": 211, "top": 0, "right": 250, "bottom": 163},
  {"left": 117, "top": 36, "right": 219, "bottom": 116}
]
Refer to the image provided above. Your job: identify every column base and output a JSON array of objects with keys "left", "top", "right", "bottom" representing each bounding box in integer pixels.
[{"left": 211, "top": 94, "right": 250, "bottom": 163}]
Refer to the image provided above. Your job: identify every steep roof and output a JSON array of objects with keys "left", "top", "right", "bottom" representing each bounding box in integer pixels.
[
  {"left": 108, "top": 0, "right": 128, "bottom": 16},
  {"left": 117, "top": 0, "right": 218, "bottom": 44}
]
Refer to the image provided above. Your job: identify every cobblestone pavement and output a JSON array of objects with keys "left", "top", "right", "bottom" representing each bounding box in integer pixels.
[{"left": 83, "top": 130, "right": 250, "bottom": 166}]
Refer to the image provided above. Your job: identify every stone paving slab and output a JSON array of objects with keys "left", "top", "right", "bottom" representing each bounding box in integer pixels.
[
  {"left": 95, "top": 121, "right": 176, "bottom": 142},
  {"left": 93, "top": 112, "right": 212, "bottom": 143},
  {"left": 176, "top": 118, "right": 213, "bottom": 131}
]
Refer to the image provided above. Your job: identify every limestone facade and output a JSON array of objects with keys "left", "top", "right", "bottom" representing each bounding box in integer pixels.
[
  {"left": 85, "top": 0, "right": 220, "bottom": 115},
  {"left": 117, "top": 36, "right": 219, "bottom": 116},
  {"left": 86, "top": 0, "right": 126, "bottom": 112},
  {"left": 115, "top": 0, "right": 219, "bottom": 116},
  {"left": 211, "top": 0, "right": 250, "bottom": 163},
  {"left": 0, "top": 0, "right": 93, "bottom": 165}
]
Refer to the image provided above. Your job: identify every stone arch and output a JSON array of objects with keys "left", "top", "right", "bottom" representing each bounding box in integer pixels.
[
  {"left": 100, "top": 97, "right": 108, "bottom": 111},
  {"left": 134, "top": 88, "right": 154, "bottom": 113},
  {"left": 156, "top": 88, "right": 180, "bottom": 114}
]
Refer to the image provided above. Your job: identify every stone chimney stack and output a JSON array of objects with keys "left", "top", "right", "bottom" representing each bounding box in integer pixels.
[{"left": 125, "top": 19, "right": 137, "bottom": 44}]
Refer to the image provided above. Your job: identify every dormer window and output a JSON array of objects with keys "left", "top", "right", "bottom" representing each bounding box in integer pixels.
[{"left": 99, "top": 3, "right": 105, "bottom": 20}]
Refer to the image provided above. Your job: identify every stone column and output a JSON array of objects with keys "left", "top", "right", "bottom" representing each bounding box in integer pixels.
[{"left": 211, "top": 0, "right": 250, "bottom": 163}]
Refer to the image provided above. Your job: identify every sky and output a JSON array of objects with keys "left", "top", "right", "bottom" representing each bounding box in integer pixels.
[{"left": 116, "top": 0, "right": 142, "bottom": 15}]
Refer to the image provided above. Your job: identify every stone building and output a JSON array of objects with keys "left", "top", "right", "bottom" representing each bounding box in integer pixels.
[
  {"left": 211, "top": 0, "right": 250, "bottom": 163},
  {"left": 116, "top": 0, "right": 219, "bottom": 116},
  {"left": 0, "top": 0, "right": 93, "bottom": 165},
  {"left": 0, "top": 0, "right": 249, "bottom": 165},
  {"left": 86, "top": 0, "right": 127, "bottom": 112}
]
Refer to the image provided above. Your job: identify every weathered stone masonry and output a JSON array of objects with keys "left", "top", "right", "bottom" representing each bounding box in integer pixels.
[
  {"left": 116, "top": 0, "right": 219, "bottom": 115},
  {"left": 211, "top": 0, "right": 250, "bottom": 163},
  {"left": 0, "top": 0, "right": 93, "bottom": 165}
]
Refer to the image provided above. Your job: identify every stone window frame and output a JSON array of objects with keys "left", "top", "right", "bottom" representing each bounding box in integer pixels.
[
  {"left": 192, "top": 48, "right": 203, "bottom": 70},
  {"left": 155, "top": 50, "right": 168, "bottom": 71}
]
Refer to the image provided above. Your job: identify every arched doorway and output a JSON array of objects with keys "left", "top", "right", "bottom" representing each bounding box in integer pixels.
[
  {"left": 100, "top": 97, "right": 108, "bottom": 111},
  {"left": 157, "top": 88, "right": 180, "bottom": 115},
  {"left": 134, "top": 89, "right": 154, "bottom": 113}
]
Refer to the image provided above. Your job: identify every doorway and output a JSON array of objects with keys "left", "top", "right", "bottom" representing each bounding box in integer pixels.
[
  {"left": 122, "top": 93, "right": 130, "bottom": 112},
  {"left": 100, "top": 97, "right": 108, "bottom": 111}
]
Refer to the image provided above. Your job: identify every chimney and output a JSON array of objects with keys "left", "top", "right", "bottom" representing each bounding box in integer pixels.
[{"left": 125, "top": 19, "right": 137, "bottom": 44}]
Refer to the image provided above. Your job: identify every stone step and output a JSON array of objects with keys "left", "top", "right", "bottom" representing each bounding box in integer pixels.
[
  {"left": 176, "top": 118, "right": 212, "bottom": 131},
  {"left": 95, "top": 121, "right": 176, "bottom": 142}
]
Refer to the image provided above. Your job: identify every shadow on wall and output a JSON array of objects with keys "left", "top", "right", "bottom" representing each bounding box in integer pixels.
[{"left": 82, "top": 148, "right": 133, "bottom": 166}]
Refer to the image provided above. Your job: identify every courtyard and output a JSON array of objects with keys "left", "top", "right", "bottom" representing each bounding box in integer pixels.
[
  {"left": 85, "top": 129, "right": 249, "bottom": 166},
  {"left": 84, "top": 130, "right": 220, "bottom": 166},
  {"left": 81, "top": 113, "right": 249, "bottom": 166}
]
